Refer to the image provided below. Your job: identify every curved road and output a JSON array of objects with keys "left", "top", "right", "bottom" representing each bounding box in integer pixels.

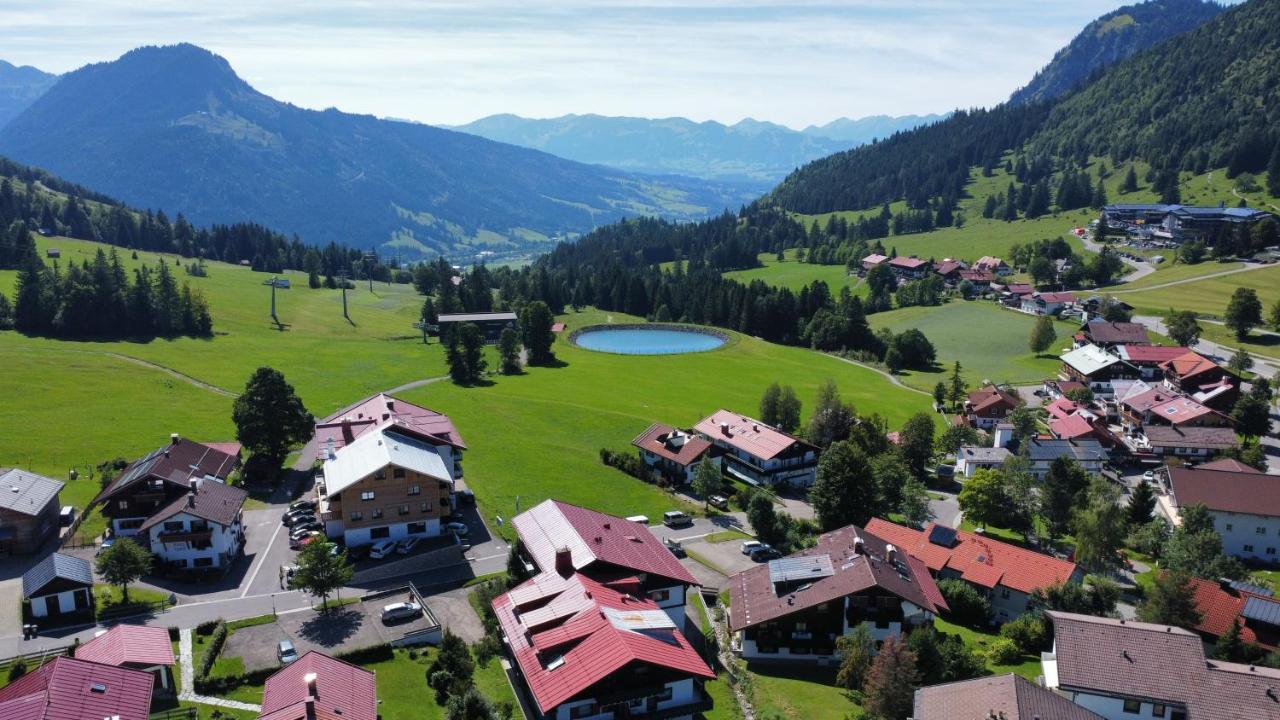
[
  {"left": 1079, "top": 230, "right": 1155, "bottom": 283},
  {"left": 1109, "top": 262, "right": 1268, "bottom": 295}
]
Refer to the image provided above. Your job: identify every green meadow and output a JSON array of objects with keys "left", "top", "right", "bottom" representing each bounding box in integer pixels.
[{"left": 723, "top": 250, "right": 867, "bottom": 294}]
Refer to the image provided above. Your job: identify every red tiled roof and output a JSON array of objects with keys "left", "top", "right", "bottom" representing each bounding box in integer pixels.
[
  {"left": 98, "top": 439, "right": 240, "bottom": 503},
  {"left": 727, "top": 524, "right": 946, "bottom": 632},
  {"left": 138, "top": 478, "right": 247, "bottom": 532},
  {"left": 694, "top": 409, "right": 812, "bottom": 461},
  {"left": 1197, "top": 458, "right": 1262, "bottom": 473},
  {"left": 862, "top": 253, "right": 888, "bottom": 265},
  {"left": 492, "top": 572, "right": 713, "bottom": 714},
  {"left": 259, "top": 651, "right": 377, "bottom": 720},
  {"left": 1144, "top": 424, "right": 1238, "bottom": 450},
  {"left": 889, "top": 256, "right": 930, "bottom": 270},
  {"left": 959, "top": 269, "right": 994, "bottom": 283},
  {"left": 204, "top": 442, "right": 243, "bottom": 457},
  {"left": 967, "top": 386, "right": 1020, "bottom": 415},
  {"left": 1170, "top": 465, "right": 1280, "bottom": 517},
  {"left": 1161, "top": 351, "right": 1221, "bottom": 381},
  {"left": 913, "top": 673, "right": 1103, "bottom": 720},
  {"left": 1115, "top": 345, "right": 1190, "bottom": 365},
  {"left": 1186, "top": 577, "right": 1273, "bottom": 649},
  {"left": 75, "top": 625, "right": 175, "bottom": 668},
  {"left": 550, "top": 322, "right": 566, "bottom": 333},
  {"left": 974, "top": 256, "right": 1006, "bottom": 271},
  {"left": 1148, "top": 395, "right": 1218, "bottom": 425},
  {"left": 1050, "top": 414, "right": 1096, "bottom": 441},
  {"left": 1121, "top": 386, "right": 1179, "bottom": 414},
  {"left": 1004, "top": 283, "right": 1034, "bottom": 295},
  {"left": 314, "top": 393, "right": 466, "bottom": 457},
  {"left": 0, "top": 656, "right": 154, "bottom": 720},
  {"left": 1036, "top": 291, "right": 1077, "bottom": 303},
  {"left": 1084, "top": 321, "right": 1150, "bottom": 345},
  {"left": 865, "top": 519, "right": 1079, "bottom": 595},
  {"left": 934, "top": 260, "right": 964, "bottom": 276},
  {"left": 512, "top": 500, "right": 697, "bottom": 586},
  {"left": 631, "top": 423, "right": 712, "bottom": 467},
  {"left": 1044, "top": 397, "right": 1080, "bottom": 420}
]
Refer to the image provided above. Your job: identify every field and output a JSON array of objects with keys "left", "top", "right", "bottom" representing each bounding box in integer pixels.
[
  {"left": 867, "top": 301, "right": 1076, "bottom": 391},
  {"left": 1112, "top": 264, "right": 1280, "bottom": 318},
  {"left": 723, "top": 250, "right": 866, "bottom": 293}
]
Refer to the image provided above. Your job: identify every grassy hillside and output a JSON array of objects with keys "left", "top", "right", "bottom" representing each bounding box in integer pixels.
[{"left": 723, "top": 249, "right": 866, "bottom": 293}]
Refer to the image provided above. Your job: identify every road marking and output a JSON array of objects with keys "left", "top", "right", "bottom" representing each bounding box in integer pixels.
[
  {"left": 468, "top": 552, "right": 508, "bottom": 562},
  {"left": 241, "top": 521, "right": 285, "bottom": 598},
  {"left": 674, "top": 532, "right": 714, "bottom": 543}
]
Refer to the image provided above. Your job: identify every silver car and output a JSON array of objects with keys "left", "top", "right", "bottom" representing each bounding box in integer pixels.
[{"left": 381, "top": 601, "right": 422, "bottom": 623}]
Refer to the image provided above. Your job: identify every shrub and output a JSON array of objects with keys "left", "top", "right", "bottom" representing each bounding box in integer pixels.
[
  {"left": 999, "top": 614, "right": 1050, "bottom": 653},
  {"left": 9, "top": 659, "right": 27, "bottom": 681},
  {"left": 937, "top": 579, "right": 990, "bottom": 627},
  {"left": 196, "top": 621, "right": 228, "bottom": 680},
  {"left": 473, "top": 634, "right": 502, "bottom": 667},
  {"left": 985, "top": 636, "right": 1021, "bottom": 665}
]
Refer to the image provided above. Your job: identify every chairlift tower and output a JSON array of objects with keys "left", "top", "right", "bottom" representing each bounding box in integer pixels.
[
  {"left": 270, "top": 276, "right": 279, "bottom": 324},
  {"left": 339, "top": 272, "right": 350, "bottom": 320}
]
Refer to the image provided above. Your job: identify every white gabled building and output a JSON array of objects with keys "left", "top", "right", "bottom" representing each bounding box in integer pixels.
[
  {"left": 1168, "top": 460, "right": 1280, "bottom": 563},
  {"left": 694, "top": 410, "right": 818, "bottom": 488},
  {"left": 140, "top": 478, "right": 246, "bottom": 575}
]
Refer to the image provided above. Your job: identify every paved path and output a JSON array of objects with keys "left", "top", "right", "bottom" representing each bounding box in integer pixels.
[
  {"left": 104, "top": 353, "right": 238, "bottom": 397},
  {"left": 1079, "top": 231, "right": 1155, "bottom": 283},
  {"left": 178, "top": 628, "right": 263, "bottom": 712},
  {"left": 828, "top": 353, "right": 934, "bottom": 398},
  {"left": 1109, "top": 262, "right": 1268, "bottom": 294},
  {"left": 383, "top": 374, "right": 450, "bottom": 395}
]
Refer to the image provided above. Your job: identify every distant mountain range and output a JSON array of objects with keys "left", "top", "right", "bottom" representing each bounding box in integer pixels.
[
  {"left": 0, "top": 60, "right": 58, "bottom": 130},
  {"left": 1009, "top": 0, "right": 1223, "bottom": 105},
  {"left": 0, "top": 45, "right": 754, "bottom": 259},
  {"left": 449, "top": 113, "right": 945, "bottom": 187}
]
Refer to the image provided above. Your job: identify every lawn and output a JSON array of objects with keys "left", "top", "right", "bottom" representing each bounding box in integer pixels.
[
  {"left": 747, "top": 663, "right": 862, "bottom": 720},
  {"left": 398, "top": 309, "right": 932, "bottom": 537},
  {"left": 867, "top": 301, "right": 1076, "bottom": 391},
  {"left": 1113, "top": 264, "right": 1280, "bottom": 317},
  {"left": 1110, "top": 259, "right": 1250, "bottom": 291},
  {"left": 94, "top": 583, "right": 172, "bottom": 609},
  {"left": 932, "top": 618, "right": 1041, "bottom": 680},
  {"left": 722, "top": 250, "right": 866, "bottom": 294},
  {"left": 704, "top": 530, "right": 753, "bottom": 544}
]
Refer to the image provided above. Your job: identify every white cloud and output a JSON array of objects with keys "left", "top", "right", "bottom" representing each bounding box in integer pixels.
[{"left": 0, "top": 1, "right": 1162, "bottom": 127}]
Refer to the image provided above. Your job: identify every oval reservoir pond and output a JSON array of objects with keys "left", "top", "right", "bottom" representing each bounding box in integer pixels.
[{"left": 572, "top": 326, "right": 727, "bottom": 355}]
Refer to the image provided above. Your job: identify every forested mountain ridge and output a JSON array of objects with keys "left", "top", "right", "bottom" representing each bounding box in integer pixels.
[
  {"left": 448, "top": 113, "right": 942, "bottom": 187},
  {"left": 0, "top": 60, "right": 57, "bottom": 131},
  {"left": 0, "top": 44, "right": 751, "bottom": 261},
  {"left": 1009, "top": 0, "right": 1223, "bottom": 106},
  {"left": 770, "top": 0, "right": 1280, "bottom": 217}
]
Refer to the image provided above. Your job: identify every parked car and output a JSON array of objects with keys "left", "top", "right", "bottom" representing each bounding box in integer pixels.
[
  {"left": 444, "top": 522, "right": 469, "bottom": 537},
  {"left": 59, "top": 505, "right": 76, "bottom": 526},
  {"left": 456, "top": 489, "right": 475, "bottom": 505},
  {"left": 290, "top": 522, "right": 323, "bottom": 538},
  {"left": 1142, "top": 470, "right": 1156, "bottom": 482},
  {"left": 750, "top": 546, "right": 781, "bottom": 562},
  {"left": 662, "top": 511, "right": 692, "bottom": 528},
  {"left": 664, "top": 537, "right": 686, "bottom": 558},
  {"left": 444, "top": 512, "right": 467, "bottom": 525},
  {"left": 381, "top": 601, "right": 422, "bottom": 624},
  {"left": 289, "top": 531, "right": 321, "bottom": 549},
  {"left": 396, "top": 537, "right": 422, "bottom": 555},
  {"left": 741, "top": 540, "right": 764, "bottom": 555},
  {"left": 277, "top": 640, "right": 298, "bottom": 664},
  {"left": 625, "top": 515, "right": 650, "bottom": 525},
  {"left": 283, "top": 509, "right": 315, "bottom": 526},
  {"left": 369, "top": 539, "right": 397, "bottom": 559},
  {"left": 289, "top": 499, "right": 317, "bottom": 513},
  {"left": 708, "top": 495, "right": 728, "bottom": 510}
]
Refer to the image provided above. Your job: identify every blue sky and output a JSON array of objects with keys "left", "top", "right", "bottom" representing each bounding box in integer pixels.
[{"left": 0, "top": 1, "right": 1215, "bottom": 128}]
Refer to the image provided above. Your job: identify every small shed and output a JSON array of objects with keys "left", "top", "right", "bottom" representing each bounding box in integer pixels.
[
  {"left": 46, "top": 248, "right": 61, "bottom": 259},
  {"left": 76, "top": 624, "right": 177, "bottom": 696},
  {"left": 22, "top": 552, "right": 93, "bottom": 619}
]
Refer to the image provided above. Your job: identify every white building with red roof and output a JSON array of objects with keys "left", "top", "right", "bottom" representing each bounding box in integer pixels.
[
  {"left": 631, "top": 422, "right": 716, "bottom": 485},
  {"left": 512, "top": 500, "right": 697, "bottom": 627},
  {"left": 1019, "top": 291, "right": 1077, "bottom": 316},
  {"left": 258, "top": 651, "right": 377, "bottom": 720},
  {"left": 693, "top": 410, "right": 818, "bottom": 488},
  {"left": 139, "top": 478, "right": 247, "bottom": 575},
  {"left": 727, "top": 524, "right": 946, "bottom": 662},
  {"left": 866, "top": 519, "right": 1082, "bottom": 622},
  {"left": 313, "top": 393, "right": 466, "bottom": 480},
  {"left": 75, "top": 624, "right": 176, "bottom": 696},
  {"left": 888, "top": 255, "right": 932, "bottom": 279},
  {"left": 1169, "top": 461, "right": 1280, "bottom": 564},
  {"left": 0, "top": 656, "right": 154, "bottom": 720}
]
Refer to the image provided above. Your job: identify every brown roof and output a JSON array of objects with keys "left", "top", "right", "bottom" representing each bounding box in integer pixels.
[
  {"left": 1170, "top": 464, "right": 1280, "bottom": 517},
  {"left": 889, "top": 256, "right": 930, "bottom": 270},
  {"left": 631, "top": 423, "right": 712, "bottom": 467},
  {"left": 1048, "top": 611, "right": 1280, "bottom": 718},
  {"left": 913, "top": 673, "right": 1103, "bottom": 720},
  {"left": 1144, "top": 425, "right": 1238, "bottom": 450},
  {"left": 694, "top": 410, "right": 813, "bottom": 461},
  {"left": 1084, "top": 320, "right": 1150, "bottom": 345},
  {"left": 97, "top": 438, "right": 239, "bottom": 503},
  {"left": 727, "top": 524, "right": 946, "bottom": 632},
  {"left": 259, "top": 651, "right": 377, "bottom": 720},
  {"left": 1198, "top": 458, "right": 1262, "bottom": 473},
  {"left": 967, "top": 385, "right": 1020, "bottom": 414},
  {"left": 138, "top": 479, "right": 248, "bottom": 532},
  {"left": 1161, "top": 351, "right": 1222, "bottom": 381}
]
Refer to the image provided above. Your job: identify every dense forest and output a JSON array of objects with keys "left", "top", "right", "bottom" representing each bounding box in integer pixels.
[{"left": 772, "top": 0, "right": 1280, "bottom": 217}]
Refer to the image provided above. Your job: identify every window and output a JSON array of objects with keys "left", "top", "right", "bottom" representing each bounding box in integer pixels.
[
  {"left": 399, "top": 504, "right": 410, "bottom": 516},
  {"left": 420, "top": 501, "right": 432, "bottom": 512},
  {"left": 1170, "top": 711, "right": 1186, "bottom": 720},
  {"left": 164, "top": 521, "right": 185, "bottom": 533},
  {"left": 370, "top": 526, "right": 390, "bottom": 539},
  {"left": 118, "top": 500, "right": 129, "bottom": 510},
  {"left": 569, "top": 702, "right": 598, "bottom": 719},
  {"left": 118, "top": 518, "right": 144, "bottom": 530},
  {"left": 408, "top": 484, "right": 421, "bottom": 496},
  {"left": 1226, "top": 523, "right": 1234, "bottom": 532},
  {"left": 194, "top": 557, "right": 213, "bottom": 567},
  {"left": 1258, "top": 527, "right": 1267, "bottom": 535},
  {"left": 374, "top": 470, "right": 386, "bottom": 480},
  {"left": 372, "top": 508, "right": 383, "bottom": 519},
  {"left": 407, "top": 522, "right": 426, "bottom": 534},
  {"left": 1122, "top": 699, "right": 1141, "bottom": 714},
  {"left": 1245, "top": 544, "right": 1255, "bottom": 553},
  {"left": 1269, "top": 548, "right": 1278, "bottom": 556},
  {"left": 349, "top": 511, "right": 363, "bottom": 521},
  {"left": 1152, "top": 705, "right": 1166, "bottom": 718},
  {"left": 361, "top": 491, "right": 375, "bottom": 501},
  {"left": 656, "top": 686, "right": 673, "bottom": 703},
  {"left": 393, "top": 468, "right": 406, "bottom": 479},
  {"left": 794, "top": 622, "right": 807, "bottom": 632},
  {"left": 1000, "top": 588, "right": 1011, "bottom": 599},
  {"left": 649, "top": 589, "right": 670, "bottom": 603}
]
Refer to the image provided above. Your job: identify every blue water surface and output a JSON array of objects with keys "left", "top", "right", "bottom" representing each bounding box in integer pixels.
[{"left": 574, "top": 327, "right": 726, "bottom": 355}]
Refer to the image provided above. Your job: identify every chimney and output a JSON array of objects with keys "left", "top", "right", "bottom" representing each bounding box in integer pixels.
[
  {"left": 720, "top": 422, "right": 730, "bottom": 436},
  {"left": 885, "top": 544, "right": 897, "bottom": 564},
  {"left": 386, "top": 399, "right": 395, "bottom": 411},
  {"left": 555, "top": 547, "right": 573, "bottom": 577},
  {"left": 304, "top": 671, "right": 318, "bottom": 699},
  {"left": 170, "top": 433, "right": 181, "bottom": 445},
  {"left": 852, "top": 535, "right": 865, "bottom": 556},
  {"left": 187, "top": 490, "right": 196, "bottom": 508}
]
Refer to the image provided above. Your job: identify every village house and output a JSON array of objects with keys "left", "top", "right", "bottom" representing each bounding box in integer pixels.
[
  {"left": 139, "top": 478, "right": 247, "bottom": 576},
  {"left": 21, "top": 552, "right": 93, "bottom": 620},
  {"left": 318, "top": 423, "right": 455, "bottom": 547},
  {"left": 973, "top": 256, "right": 1011, "bottom": 275},
  {"left": 1022, "top": 438, "right": 1108, "bottom": 479},
  {"left": 694, "top": 410, "right": 819, "bottom": 488},
  {"left": 867, "top": 519, "right": 1081, "bottom": 622},
  {"left": 1168, "top": 460, "right": 1280, "bottom": 564},
  {"left": 727, "top": 524, "right": 946, "bottom": 662},
  {"left": 913, "top": 673, "right": 1104, "bottom": 720},
  {"left": 963, "top": 385, "right": 1022, "bottom": 429},
  {"left": 954, "top": 445, "right": 1013, "bottom": 478},
  {"left": 1042, "top": 610, "right": 1280, "bottom": 720},
  {"left": 1059, "top": 344, "right": 1139, "bottom": 398},
  {"left": 1112, "top": 344, "right": 1189, "bottom": 380},
  {"left": 1161, "top": 350, "right": 1239, "bottom": 411},
  {"left": 1020, "top": 291, "right": 1076, "bottom": 316},
  {"left": 511, "top": 499, "right": 697, "bottom": 626},
  {"left": 1118, "top": 385, "right": 1229, "bottom": 431},
  {"left": 933, "top": 258, "right": 965, "bottom": 282},
  {"left": 1077, "top": 320, "right": 1150, "bottom": 348},
  {"left": 0, "top": 656, "right": 155, "bottom": 720},
  {"left": 96, "top": 435, "right": 240, "bottom": 538},
  {"left": 1142, "top": 424, "right": 1238, "bottom": 459},
  {"left": 888, "top": 255, "right": 932, "bottom": 280},
  {"left": 1186, "top": 576, "right": 1280, "bottom": 653},
  {"left": 861, "top": 253, "right": 888, "bottom": 272},
  {"left": 258, "top": 650, "right": 377, "bottom": 720},
  {"left": 76, "top": 624, "right": 177, "bottom": 697},
  {"left": 631, "top": 422, "right": 716, "bottom": 484},
  {"left": 313, "top": 393, "right": 465, "bottom": 480},
  {"left": 1042, "top": 379, "right": 1088, "bottom": 400},
  {"left": 958, "top": 268, "right": 994, "bottom": 286},
  {"left": 1048, "top": 414, "right": 1122, "bottom": 449},
  {"left": 0, "top": 468, "right": 64, "bottom": 554},
  {"left": 435, "top": 311, "right": 518, "bottom": 343}
]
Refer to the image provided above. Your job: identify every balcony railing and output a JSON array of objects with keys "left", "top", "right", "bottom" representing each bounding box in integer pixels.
[{"left": 157, "top": 528, "right": 213, "bottom": 544}]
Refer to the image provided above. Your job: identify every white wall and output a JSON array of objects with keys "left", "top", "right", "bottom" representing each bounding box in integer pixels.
[
  {"left": 650, "top": 583, "right": 686, "bottom": 627},
  {"left": 1064, "top": 689, "right": 1183, "bottom": 720},
  {"left": 146, "top": 510, "right": 241, "bottom": 568},
  {"left": 1211, "top": 509, "right": 1280, "bottom": 563},
  {"left": 30, "top": 589, "right": 87, "bottom": 618},
  {"left": 553, "top": 678, "right": 698, "bottom": 720},
  {"left": 342, "top": 517, "right": 441, "bottom": 547}
]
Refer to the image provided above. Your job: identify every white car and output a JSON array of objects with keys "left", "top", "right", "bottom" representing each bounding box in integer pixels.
[
  {"left": 381, "top": 601, "right": 422, "bottom": 623},
  {"left": 741, "top": 540, "right": 763, "bottom": 555},
  {"left": 1142, "top": 471, "right": 1156, "bottom": 482},
  {"left": 369, "top": 539, "right": 397, "bottom": 560}
]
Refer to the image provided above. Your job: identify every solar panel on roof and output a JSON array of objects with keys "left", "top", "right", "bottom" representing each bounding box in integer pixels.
[
  {"left": 1231, "top": 580, "right": 1274, "bottom": 597},
  {"left": 1242, "top": 596, "right": 1280, "bottom": 626},
  {"left": 768, "top": 554, "right": 834, "bottom": 584},
  {"left": 927, "top": 525, "right": 957, "bottom": 548}
]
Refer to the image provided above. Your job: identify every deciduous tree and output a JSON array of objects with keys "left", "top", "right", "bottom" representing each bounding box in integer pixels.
[
  {"left": 1072, "top": 478, "right": 1128, "bottom": 573},
  {"left": 898, "top": 413, "right": 936, "bottom": 481},
  {"left": 95, "top": 537, "right": 152, "bottom": 604},
  {"left": 232, "top": 367, "right": 313, "bottom": 463},
  {"left": 810, "top": 440, "right": 878, "bottom": 530},
  {"left": 1029, "top": 315, "right": 1056, "bottom": 355},
  {"left": 1165, "top": 309, "right": 1202, "bottom": 347},
  {"left": 1225, "top": 287, "right": 1263, "bottom": 340},
  {"left": 1138, "top": 571, "right": 1202, "bottom": 629},
  {"left": 691, "top": 456, "right": 723, "bottom": 509},
  {"left": 292, "top": 539, "right": 353, "bottom": 613},
  {"left": 835, "top": 624, "right": 875, "bottom": 692},
  {"left": 862, "top": 636, "right": 919, "bottom": 720}
]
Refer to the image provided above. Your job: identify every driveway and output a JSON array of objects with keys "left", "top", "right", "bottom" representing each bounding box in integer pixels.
[{"left": 929, "top": 489, "right": 962, "bottom": 528}]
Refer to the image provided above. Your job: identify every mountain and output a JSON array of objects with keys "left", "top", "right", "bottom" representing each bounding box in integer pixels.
[
  {"left": 0, "top": 45, "right": 752, "bottom": 260},
  {"left": 1009, "top": 0, "right": 1224, "bottom": 106},
  {"left": 800, "top": 114, "right": 948, "bottom": 144},
  {"left": 448, "top": 113, "right": 941, "bottom": 187},
  {"left": 0, "top": 60, "right": 57, "bottom": 130},
  {"left": 772, "top": 0, "right": 1278, "bottom": 215}
]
